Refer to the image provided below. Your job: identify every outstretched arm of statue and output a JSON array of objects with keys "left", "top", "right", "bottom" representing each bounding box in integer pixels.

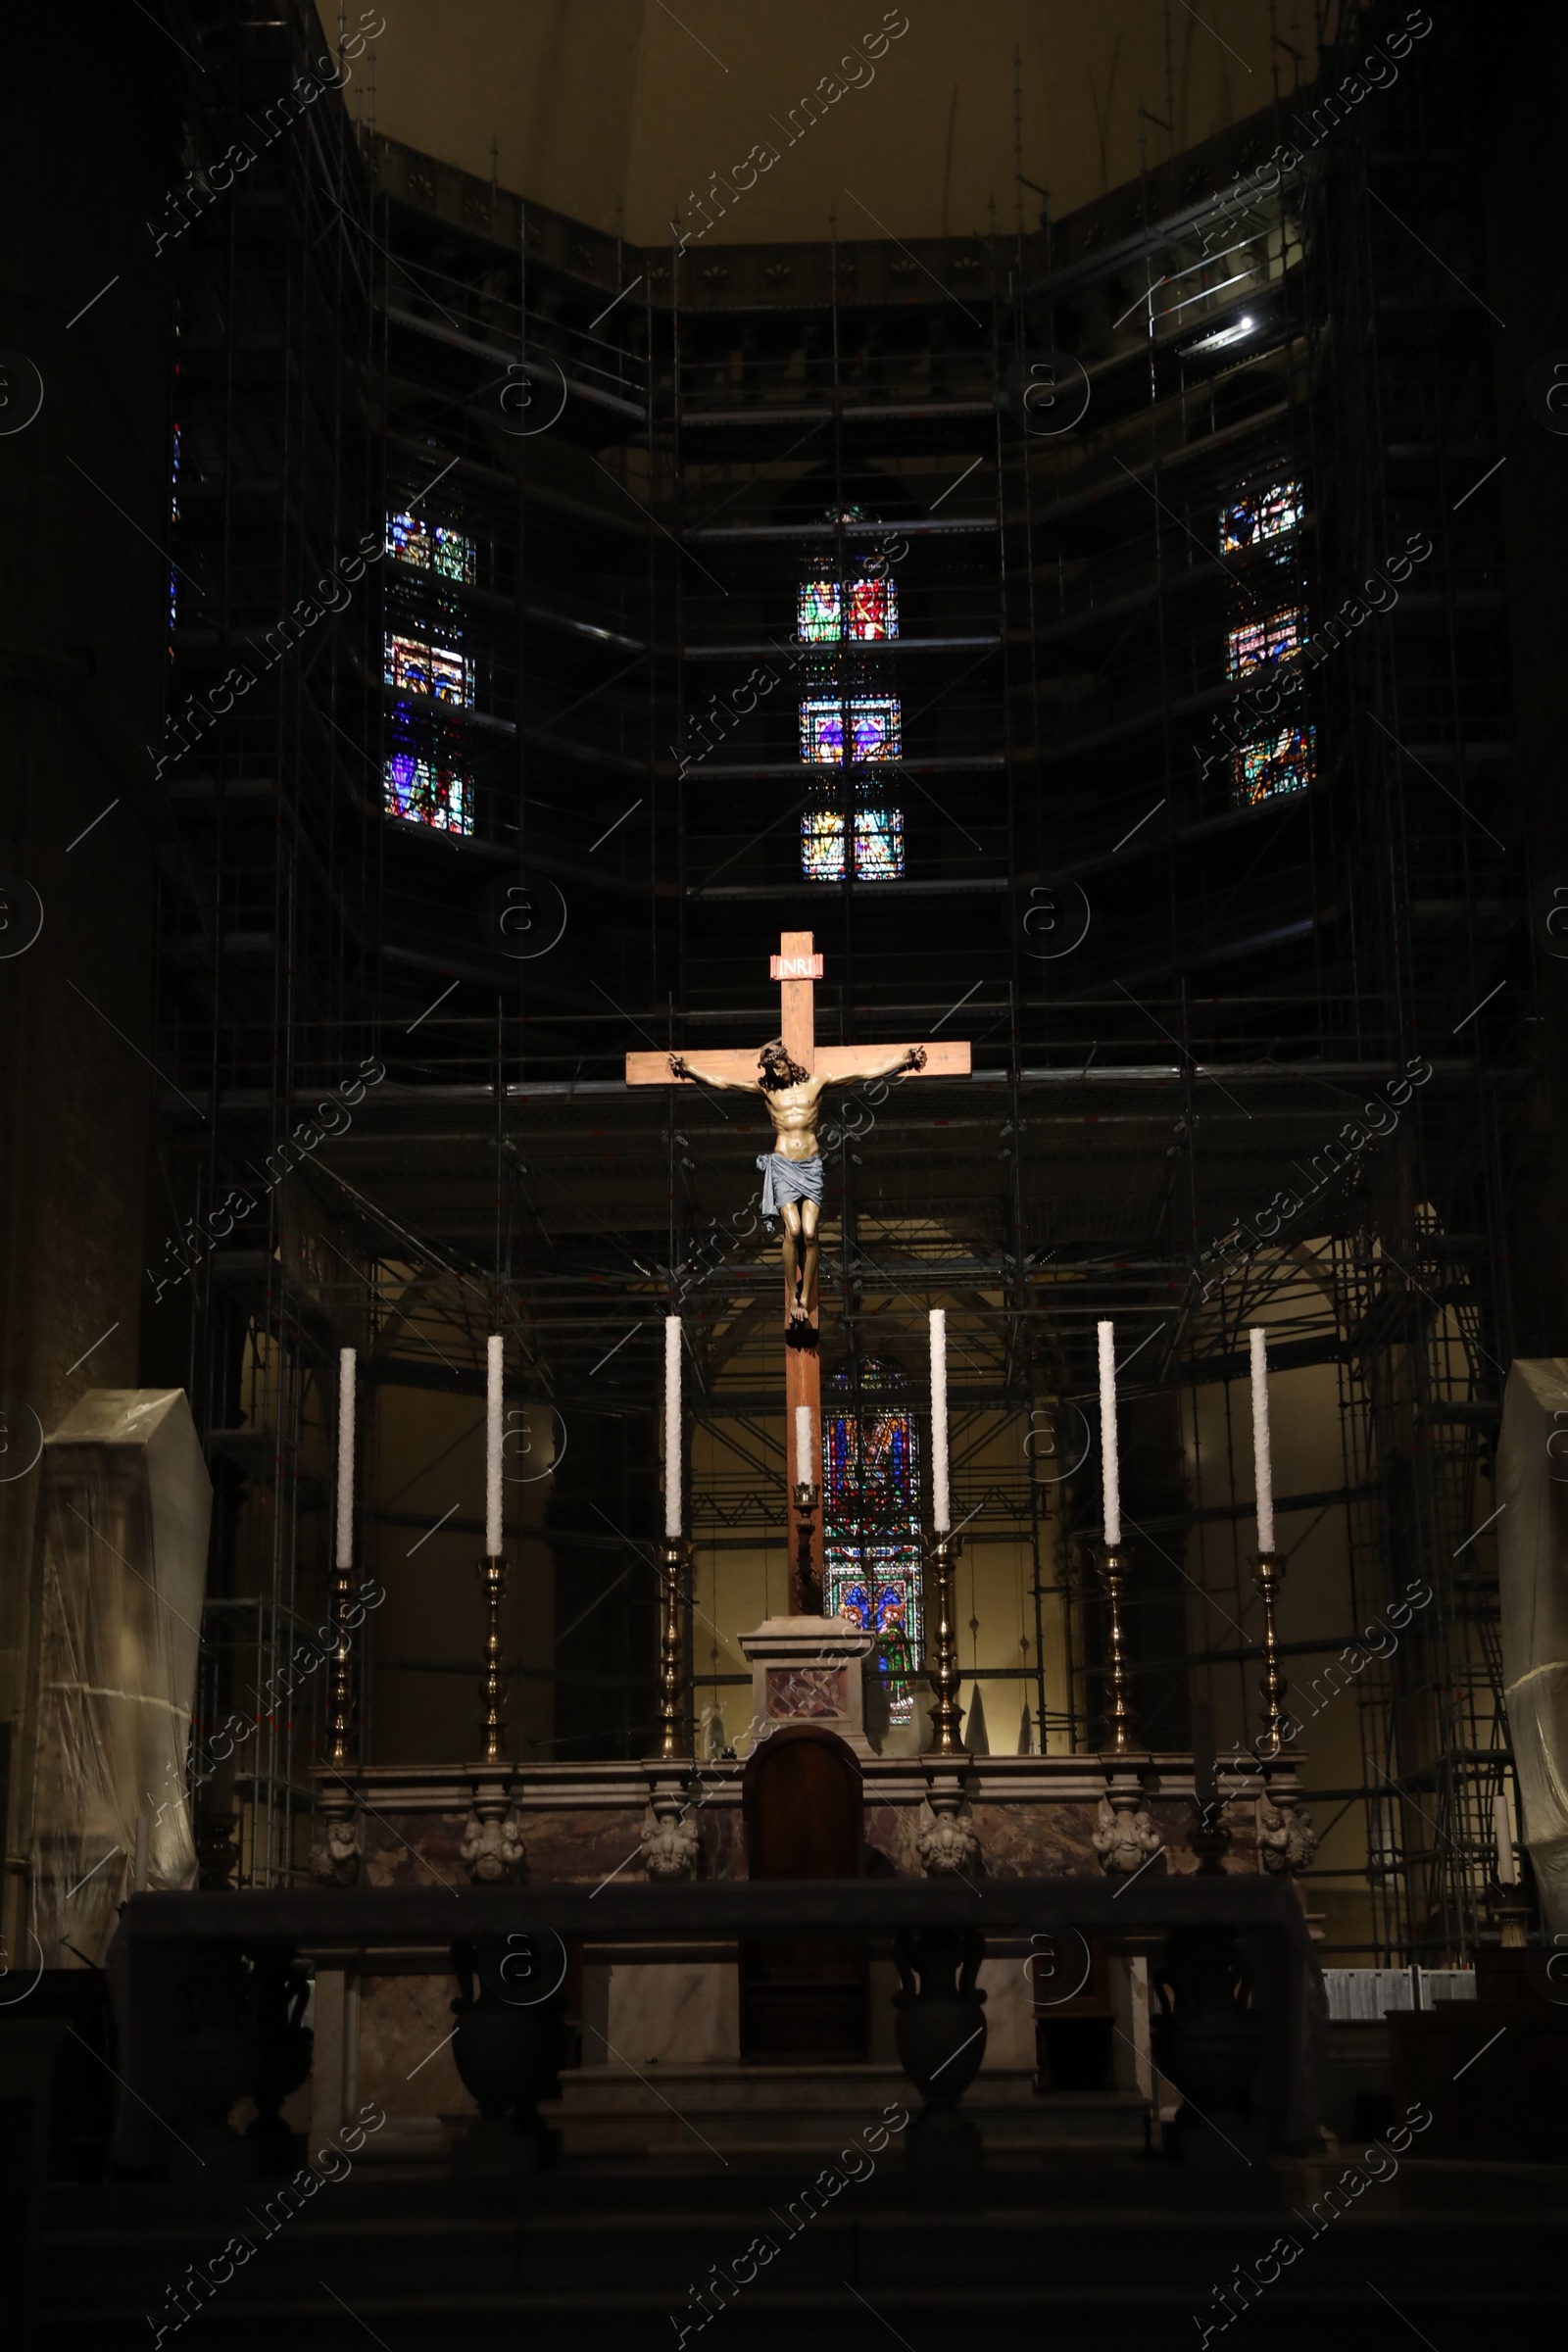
[
  {"left": 667, "top": 1052, "right": 760, "bottom": 1094},
  {"left": 827, "top": 1042, "right": 927, "bottom": 1089}
]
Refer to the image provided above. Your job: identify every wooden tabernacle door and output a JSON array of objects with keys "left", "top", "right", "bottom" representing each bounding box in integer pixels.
[{"left": 740, "top": 1725, "right": 868, "bottom": 2061}]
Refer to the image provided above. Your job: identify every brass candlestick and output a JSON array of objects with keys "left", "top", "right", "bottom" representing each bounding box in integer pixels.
[
  {"left": 478, "top": 1553, "right": 509, "bottom": 1765},
  {"left": 1487, "top": 1882, "right": 1531, "bottom": 1950},
  {"left": 1249, "top": 1546, "right": 1319, "bottom": 1871},
  {"left": 925, "top": 1531, "right": 968, "bottom": 1757},
  {"left": 1251, "top": 1548, "right": 1287, "bottom": 1746},
  {"left": 791, "top": 1481, "right": 822, "bottom": 1616},
  {"left": 327, "top": 1554, "right": 356, "bottom": 1769},
  {"left": 1096, "top": 1542, "right": 1137, "bottom": 1755},
  {"left": 656, "top": 1535, "right": 692, "bottom": 1762}
]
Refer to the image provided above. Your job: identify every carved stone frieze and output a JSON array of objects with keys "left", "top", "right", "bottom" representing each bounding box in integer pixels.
[
  {"left": 460, "top": 1802, "right": 527, "bottom": 1885},
  {"left": 641, "top": 1791, "right": 701, "bottom": 1881},
  {"left": 310, "top": 1804, "right": 360, "bottom": 1886},
  {"left": 1256, "top": 1791, "right": 1318, "bottom": 1875},
  {"left": 916, "top": 1786, "right": 981, "bottom": 1878},
  {"left": 1093, "top": 1785, "right": 1163, "bottom": 1877}
]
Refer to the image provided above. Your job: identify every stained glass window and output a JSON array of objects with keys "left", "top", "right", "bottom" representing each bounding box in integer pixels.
[
  {"left": 803, "top": 808, "right": 846, "bottom": 880},
  {"left": 1221, "top": 480, "right": 1302, "bottom": 555},
  {"left": 800, "top": 695, "right": 901, "bottom": 762},
  {"left": 799, "top": 581, "right": 842, "bottom": 642},
  {"left": 385, "top": 510, "right": 476, "bottom": 583},
  {"left": 854, "top": 808, "right": 904, "bottom": 879},
  {"left": 433, "top": 527, "right": 474, "bottom": 583},
  {"left": 802, "top": 697, "right": 847, "bottom": 764},
  {"left": 797, "top": 577, "right": 899, "bottom": 642},
  {"left": 824, "top": 1362, "right": 924, "bottom": 1727},
  {"left": 798, "top": 554, "right": 903, "bottom": 875},
  {"left": 800, "top": 809, "right": 906, "bottom": 882},
  {"left": 169, "top": 422, "right": 181, "bottom": 649},
  {"left": 1226, "top": 608, "right": 1303, "bottom": 678},
  {"left": 850, "top": 697, "right": 900, "bottom": 760},
  {"left": 384, "top": 633, "right": 473, "bottom": 705},
  {"left": 848, "top": 577, "right": 897, "bottom": 641},
  {"left": 1235, "top": 722, "right": 1315, "bottom": 807},
  {"left": 383, "top": 510, "right": 476, "bottom": 831},
  {"left": 383, "top": 753, "right": 473, "bottom": 834}
]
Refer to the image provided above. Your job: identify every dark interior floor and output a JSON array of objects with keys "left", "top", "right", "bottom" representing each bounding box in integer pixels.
[{"left": 39, "top": 2152, "right": 1568, "bottom": 2350}]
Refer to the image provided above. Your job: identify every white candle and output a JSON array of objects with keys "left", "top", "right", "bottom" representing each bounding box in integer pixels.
[
  {"left": 930, "top": 1307, "right": 951, "bottom": 1533},
  {"left": 335, "top": 1348, "right": 356, "bottom": 1571},
  {"left": 486, "top": 1334, "right": 504, "bottom": 1557},
  {"left": 1494, "top": 1788, "right": 1516, "bottom": 1885},
  {"left": 795, "top": 1403, "right": 813, "bottom": 1490},
  {"left": 1250, "top": 1326, "right": 1275, "bottom": 1555},
  {"left": 664, "top": 1315, "right": 682, "bottom": 1539},
  {"left": 1098, "top": 1320, "right": 1120, "bottom": 1547}
]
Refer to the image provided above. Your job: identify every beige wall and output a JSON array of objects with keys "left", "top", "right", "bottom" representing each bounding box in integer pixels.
[
  {"left": 692, "top": 1390, "right": 1057, "bottom": 1761},
  {"left": 0, "top": 12, "right": 180, "bottom": 1954},
  {"left": 370, "top": 1381, "right": 558, "bottom": 1764},
  {"left": 321, "top": 0, "right": 1296, "bottom": 244},
  {"left": 1187, "top": 1338, "right": 1369, "bottom": 1950}
]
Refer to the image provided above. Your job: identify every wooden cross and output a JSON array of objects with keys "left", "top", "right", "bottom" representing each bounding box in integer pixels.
[{"left": 627, "top": 931, "right": 970, "bottom": 1614}]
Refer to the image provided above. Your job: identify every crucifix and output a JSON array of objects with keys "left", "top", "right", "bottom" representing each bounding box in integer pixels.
[{"left": 627, "top": 930, "right": 970, "bottom": 1613}]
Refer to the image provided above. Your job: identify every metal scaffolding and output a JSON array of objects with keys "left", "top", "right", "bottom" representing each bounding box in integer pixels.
[
  {"left": 151, "top": 2, "right": 1527, "bottom": 1952},
  {"left": 160, "top": 0, "right": 376, "bottom": 1883}
]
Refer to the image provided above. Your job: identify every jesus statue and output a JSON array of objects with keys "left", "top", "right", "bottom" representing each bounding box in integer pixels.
[{"left": 667, "top": 1036, "right": 927, "bottom": 1340}]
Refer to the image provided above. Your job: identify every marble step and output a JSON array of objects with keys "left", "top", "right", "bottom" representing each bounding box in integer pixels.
[
  {"left": 541, "top": 2061, "right": 1148, "bottom": 2157},
  {"left": 40, "top": 2191, "right": 1567, "bottom": 2342},
  {"left": 48, "top": 2198, "right": 1568, "bottom": 2291},
  {"left": 39, "top": 2278, "right": 1564, "bottom": 2352}
]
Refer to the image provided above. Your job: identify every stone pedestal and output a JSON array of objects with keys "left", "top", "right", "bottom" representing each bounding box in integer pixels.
[{"left": 737, "top": 1616, "right": 877, "bottom": 1758}]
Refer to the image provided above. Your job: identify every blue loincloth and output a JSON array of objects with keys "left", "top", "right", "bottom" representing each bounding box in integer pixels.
[{"left": 756, "top": 1152, "right": 824, "bottom": 1223}]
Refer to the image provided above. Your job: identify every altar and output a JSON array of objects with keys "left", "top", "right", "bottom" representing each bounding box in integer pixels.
[
  {"left": 281, "top": 927, "right": 1322, "bottom": 2175},
  {"left": 288, "top": 1736, "right": 1320, "bottom": 2170},
  {"left": 120, "top": 1864, "right": 1323, "bottom": 2180}
]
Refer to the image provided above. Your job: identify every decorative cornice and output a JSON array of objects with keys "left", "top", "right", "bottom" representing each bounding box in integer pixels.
[{"left": 314, "top": 1754, "right": 1303, "bottom": 1813}]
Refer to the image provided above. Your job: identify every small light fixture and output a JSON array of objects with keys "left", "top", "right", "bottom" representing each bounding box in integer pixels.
[{"left": 1183, "top": 314, "right": 1258, "bottom": 357}]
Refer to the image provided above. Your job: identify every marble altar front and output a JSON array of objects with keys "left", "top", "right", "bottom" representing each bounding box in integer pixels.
[{"left": 301, "top": 1747, "right": 1310, "bottom": 2159}]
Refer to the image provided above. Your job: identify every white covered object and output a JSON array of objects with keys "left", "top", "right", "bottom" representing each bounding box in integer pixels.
[
  {"left": 1496, "top": 1357, "right": 1568, "bottom": 1941},
  {"left": 27, "top": 1389, "right": 211, "bottom": 1964}
]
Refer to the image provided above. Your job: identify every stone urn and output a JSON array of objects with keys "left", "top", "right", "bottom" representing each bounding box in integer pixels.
[
  {"left": 166, "top": 1944, "right": 266, "bottom": 2178},
  {"left": 449, "top": 1939, "right": 564, "bottom": 2171},
  {"left": 893, "top": 1927, "right": 987, "bottom": 2164},
  {"left": 244, "top": 1945, "right": 314, "bottom": 2174},
  {"left": 1152, "top": 1926, "right": 1261, "bottom": 2165}
]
